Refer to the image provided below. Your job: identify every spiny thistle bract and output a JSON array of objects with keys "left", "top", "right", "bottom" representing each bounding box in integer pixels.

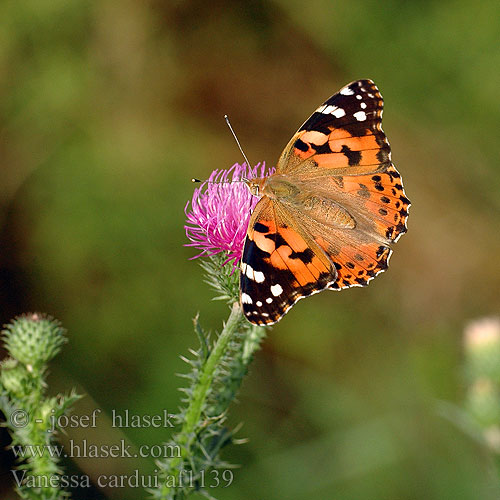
[{"left": 2, "top": 313, "right": 67, "bottom": 368}]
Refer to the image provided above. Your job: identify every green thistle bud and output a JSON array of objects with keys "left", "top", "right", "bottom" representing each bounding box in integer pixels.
[{"left": 2, "top": 313, "right": 67, "bottom": 368}]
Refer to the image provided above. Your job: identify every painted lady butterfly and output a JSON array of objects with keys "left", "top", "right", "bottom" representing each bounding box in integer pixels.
[{"left": 240, "top": 80, "right": 410, "bottom": 325}]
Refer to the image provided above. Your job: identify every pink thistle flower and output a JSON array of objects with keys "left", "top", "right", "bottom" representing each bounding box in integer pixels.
[{"left": 185, "top": 162, "right": 273, "bottom": 270}]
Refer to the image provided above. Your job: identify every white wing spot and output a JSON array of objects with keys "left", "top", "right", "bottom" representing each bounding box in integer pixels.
[
  {"left": 266, "top": 297, "right": 273, "bottom": 304},
  {"left": 245, "top": 263, "right": 255, "bottom": 280},
  {"left": 332, "top": 107, "right": 346, "bottom": 118},
  {"left": 254, "top": 270, "right": 265, "bottom": 283},
  {"left": 356, "top": 94, "right": 362, "bottom": 100},
  {"left": 340, "top": 87, "right": 354, "bottom": 95},
  {"left": 241, "top": 293, "right": 252, "bottom": 304},
  {"left": 360, "top": 102, "right": 367, "bottom": 109},
  {"left": 261, "top": 312, "right": 270, "bottom": 317},
  {"left": 244, "top": 263, "right": 265, "bottom": 283},
  {"left": 271, "top": 284, "right": 283, "bottom": 296},
  {"left": 320, "top": 105, "right": 346, "bottom": 118},
  {"left": 353, "top": 111, "right": 367, "bottom": 121},
  {"left": 368, "top": 93, "right": 374, "bottom": 98},
  {"left": 256, "top": 300, "right": 263, "bottom": 307}
]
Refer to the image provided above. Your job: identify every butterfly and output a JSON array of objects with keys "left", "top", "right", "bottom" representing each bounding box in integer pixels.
[{"left": 240, "top": 79, "right": 410, "bottom": 325}]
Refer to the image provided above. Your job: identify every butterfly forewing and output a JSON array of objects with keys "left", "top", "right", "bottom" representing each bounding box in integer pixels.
[{"left": 278, "top": 80, "right": 390, "bottom": 176}]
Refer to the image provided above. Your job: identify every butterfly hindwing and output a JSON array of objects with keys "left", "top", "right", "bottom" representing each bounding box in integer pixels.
[{"left": 240, "top": 197, "right": 336, "bottom": 325}]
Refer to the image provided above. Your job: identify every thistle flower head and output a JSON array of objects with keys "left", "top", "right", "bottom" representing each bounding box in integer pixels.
[{"left": 185, "top": 162, "right": 273, "bottom": 270}]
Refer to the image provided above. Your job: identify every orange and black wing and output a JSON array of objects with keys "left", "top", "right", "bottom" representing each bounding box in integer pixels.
[
  {"left": 240, "top": 80, "right": 409, "bottom": 323},
  {"left": 239, "top": 197, "right": 336, "bottom": 325},
  {"left": 277, "top": 79, "right": 390, "bottom": 177},
  {"left": 277, "top": 79, "right": 409, "bottom": 291}
]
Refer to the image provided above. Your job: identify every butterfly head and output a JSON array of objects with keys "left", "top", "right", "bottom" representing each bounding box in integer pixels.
[
  {"left": 245, "top": 177, "right": 267, "bottom": 197},
  {"left": 246, "top": 174, "right": 301, "bottom": 203}
]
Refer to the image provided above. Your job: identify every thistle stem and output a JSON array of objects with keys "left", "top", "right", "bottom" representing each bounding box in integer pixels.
[{"left": 159, "top": 302, "right": 243, "bottom": 496}]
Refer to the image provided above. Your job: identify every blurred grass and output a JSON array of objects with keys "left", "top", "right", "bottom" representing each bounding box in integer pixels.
[{"left": 1, "top": 0, "right": 499, "bottom": 499}]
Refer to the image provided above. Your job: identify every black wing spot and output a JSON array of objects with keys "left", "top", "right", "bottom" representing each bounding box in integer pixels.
[
  {"left": 378, "top": 208, "right": 388, "bottom": 216},
  {"left": 380, "top": 196, "right": 390, "bottom": 204},
  {"left": 376, "top": 245, "right": 388, "bottom": 258},
  {"left": 395, "top": 223, "right": 407, "bottom": 234},
  {"left": 254, "top": 222, "right": 270, "bottom": 233},
  {"left": 346, "top": 262, "right": 355, "bottom": 269},
  {"left": 341, "top": 145, "right": 361, "bottom": 166},
  {"left": 265, "top": 232, "right": 288, "bottom": 248},
  {"left": 313, "top": 142, "right": 331, "bottom": 155},
  {"left": 378, "top": 260, "right": 388, "bottom": 271},
  {"left": 294, "top": 139, "right": 309, "bottom": 152},
  {"left": 289, "top": 247, "right": 315, "bottom": 264}
]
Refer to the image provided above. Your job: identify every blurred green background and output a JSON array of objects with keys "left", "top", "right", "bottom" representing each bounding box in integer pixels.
[{"left": 1, "top": 0, "right": 500, "bottom": 499}]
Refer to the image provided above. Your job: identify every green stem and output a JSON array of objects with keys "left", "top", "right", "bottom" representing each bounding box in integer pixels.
[{"left": 159, "top": 302, "right": 243, "bottom": 496}]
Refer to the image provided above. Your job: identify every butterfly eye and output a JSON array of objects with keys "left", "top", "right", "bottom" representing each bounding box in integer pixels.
[{"left": 249, "top": 184, "right": 259, "bottom": 196}]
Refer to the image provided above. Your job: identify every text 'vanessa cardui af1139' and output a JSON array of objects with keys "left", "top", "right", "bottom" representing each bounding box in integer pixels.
[{"left": 240, "top": 79, "right": 410, "bottom": 325}]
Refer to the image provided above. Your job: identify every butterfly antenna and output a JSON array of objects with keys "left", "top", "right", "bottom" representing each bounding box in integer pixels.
[
  {"left": 191, "top": 117, "right": 251, "bottom": 186},
  {"left": 225, "top": 115, "right": 252, "bottom": 180}
]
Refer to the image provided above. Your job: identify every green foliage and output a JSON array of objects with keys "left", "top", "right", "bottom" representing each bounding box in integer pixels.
[
  {"left": 199, "top": 254, "right": 240, "bottom": 305},
  {"left": 0, "top": 314, "right": 80, "bottom": 500}
]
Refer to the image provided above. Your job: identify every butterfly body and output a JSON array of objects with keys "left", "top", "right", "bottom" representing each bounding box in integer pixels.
[{"left": 240, "top": 80, "right": 410, "bottom": 325}]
